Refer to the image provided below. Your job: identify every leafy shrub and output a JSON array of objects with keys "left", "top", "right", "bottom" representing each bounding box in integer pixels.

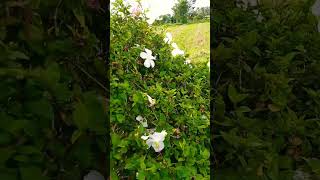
[
  {"left": 213, "top": 0, "right": 320, "bottom": 179},
  {"left": 0, "top": 0, "right": 107, "bottom": 179},
  {"left": 110, "top": 0, "right": 210, "bottom": 179}
]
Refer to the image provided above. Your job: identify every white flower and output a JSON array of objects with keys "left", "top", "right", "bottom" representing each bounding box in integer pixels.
[
  {"left": 136, "top": 115, "right": 148, "bottom": 127},
  {"left": 171, "top": 43, "right": 185, "bottom": 57},
  {"left": 83, "top": 170, "right": 104, "bottom": 180},
  {"left": 184, "top": 59, "right": 191, "bottom": 64},
  {"left": 140, "top": 48, "right": 156, "bottom": 68},
  {"left": 312, "top": 0, "right": 320, "bottom": 16},
  {"left": 172, "top": 49, "right": 184, "bottom": 57},
  {"left": 141, "top": 135, "right": 149, "bottom": 140},
  {"left": 130, "top": 5, "right": 142, "bottom": 17},
  {"left": 146, "top": 94, "right": 156, "bottom": 107},
  {"left": 164, "top": 33, "right": 172, "bottom": 44},
  {"left": 142, "top": 130, "right": 167, "bottom": 152},
  {"left": 172, "top": 43, "right": 178, "bottom": 49}
]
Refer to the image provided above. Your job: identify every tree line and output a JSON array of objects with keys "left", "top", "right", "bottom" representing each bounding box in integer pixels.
[{"left": 154, "top": 0, "right": 209, "bottom": 25}]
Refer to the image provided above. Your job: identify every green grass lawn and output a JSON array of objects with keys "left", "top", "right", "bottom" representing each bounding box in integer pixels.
[{"left": 164, "top": 22, "right": 210, "bottom": 64}]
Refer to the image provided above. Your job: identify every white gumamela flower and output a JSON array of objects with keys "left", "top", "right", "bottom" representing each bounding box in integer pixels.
[
  {"left": 171, "top": 43, "right": 184, "bottom": 57},
  {"left": 83, "top": 170, "right": 105, "bottom": 180},
  {"left": 184, "top": 59, "right": 191, "bottom": 64},
  {"left": 164, "top": 32, "right": 173, "bottom": 44},
  {"left": 146, "top": 94, "right": 156, "bottom": 107},
  {"left": 141, "top": 130, "right": 167, "bottom": 152},
  {"left": 140, "top": 48, "right": 156, "bottom": 68},
  {"left": 136, "top": 115, "right": 148, "bottom": 127},
  {"left": 172, "top": 43, "right": 178, "bottom": 49}
]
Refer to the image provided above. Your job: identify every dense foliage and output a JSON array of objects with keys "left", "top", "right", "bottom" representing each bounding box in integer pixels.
[
  {"left": 110, "top": 0, "right": 210, "bottom": 179},
  {"left": 0, "top": 0, "right": 107, "bottom": 179},
  {"left": 213, "top": 0, "right": 320, "bottom": 179}
]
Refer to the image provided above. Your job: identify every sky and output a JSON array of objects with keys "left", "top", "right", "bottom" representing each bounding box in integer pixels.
[{"left": 110, "top": 0, "right": 210, "bottom": 24}]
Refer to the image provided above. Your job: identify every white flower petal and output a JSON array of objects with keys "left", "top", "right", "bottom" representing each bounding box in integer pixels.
[
  {"left": 136, "top": 115, "right": 143, "bottom": 122},
  {"left": 172, "top": 49, "right": 178, "bottom": 57},
  {"left": 172, "top": 43, "right": 178, "bottom": 49},
  {"left": 166, "top": 32, "right": 172, "bottom": 39},
  {"left": 152, "top": 141, "right": 164, "bottom": 152},
  {"left": 141, "top": 135, "right": 149, "bottom": 140},
  {"left": 146, "top": 95, "right": 156, "bottom": 106},
  {"left": 150, "top": 55, "right": 156, "bottom": 60},
  {"left": 161, "top": 130, "right": 167, "bottom": 136},
  {"left": 140, "top": 52, "right": 148, "bottom": 59},
  {"left": 145, "top": 48, "right": 152, "bottom": 56},
  {"left": 184, "top": 59, "right": 191, "bottom": 64},
  {"left": 150, "top": 60, "right": 155, "bottom": 68},
  {"left": 147, "top": 95, "right": 153, "bottom": 102},
  {"left": 146, "top": 139, "right": 153, "bottom": 148},
  {"left": 144, "top": 59, "right": 152, "bottom": 68},
  {"left": 151, "top": 132, "right": 166, "bottom": 142},
  {"left": 141, "top": 121, "right": 148, "bottom": 127},
  {"left": 84, "top": 170, "right": 105, "bottom": 180}
]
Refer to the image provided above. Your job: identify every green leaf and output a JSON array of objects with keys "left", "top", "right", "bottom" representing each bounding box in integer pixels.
[
  {"left": 71, "top": 130, "right": 82, "bottom": 144},
  {"left": 73, "top": 9, "right": 87, "bottom": 30},
  {"left": 0, "top": 148, "right": 15, "bottom": 164},
  {"left": 0, "top": 27, "right": 6, "bottom": 40},
  {"left": 268, "top": 104, "right": 281, "bottom": 112},
  {"left": 0, "top": 132, "right": 12, "bottom": 145},
  {"left": 136, "top": 170, "right": 146, "bottom": 180},
  {"left": 116, "top": 114, "right": 125, "bottom": 123},
  {"left": 228, "top": 84, "right": 248, "bottom": 104},
  {"left": 8, "top": 50, "right": 29, "bottom": 60},
  {"left": 236, "top": 106, "right": 251, "bottom": 113},
  {"left": 20, "top": 167, "right": 48, "bottom": 180},
  {"left": 44, "top": 62, "right": 60, "bottom": 84},
  {"left": 304, "top": 158, "right": 320, "bottom": 175},
  {"left": 278, "top": 156, "right": 293, "bottom": 169},
  {"left": 73, "top": 102, "right": 89, "bottom": 130},
  {"left": 25, "top": 99, "right": 54, "bottom": 126}
]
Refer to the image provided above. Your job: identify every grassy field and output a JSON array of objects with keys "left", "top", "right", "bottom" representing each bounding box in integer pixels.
[{"left": 164, "top": 22, "right": 210, "bottom": 64}]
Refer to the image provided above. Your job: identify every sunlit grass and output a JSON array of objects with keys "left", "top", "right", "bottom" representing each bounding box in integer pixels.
[{"left": 164, "top": 22, "right": 210, "bottom": 64}]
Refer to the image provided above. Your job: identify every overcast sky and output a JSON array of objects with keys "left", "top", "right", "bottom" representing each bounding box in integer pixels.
[{"left": 110, "top": 0, "right": 210, "bottom": 23}]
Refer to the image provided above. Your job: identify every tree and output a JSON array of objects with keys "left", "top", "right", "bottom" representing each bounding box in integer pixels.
[{"left": 172, "top": 0, "right": 192, "bottom": 23}]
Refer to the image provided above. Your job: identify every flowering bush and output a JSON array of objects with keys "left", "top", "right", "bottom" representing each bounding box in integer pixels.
[{"left": 110, "top": 0, "right": 210, "bottom": 179}]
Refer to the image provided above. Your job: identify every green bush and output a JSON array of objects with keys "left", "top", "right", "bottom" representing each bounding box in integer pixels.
[
  {"left": 213, "top": 0, "right": 320, "bottom": 179},
  {"left": 110, "top": 0, "right": 210, "bottom": 179},
  {"left": 0, "top": 0, "right": 107, "bottom": 179}
]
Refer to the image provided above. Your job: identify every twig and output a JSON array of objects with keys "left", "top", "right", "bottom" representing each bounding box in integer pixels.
[
  {"left": 72, "top": 63, "right": 108, "bottom": 92},
  {"left": 54, "top": 0, "right": 63, "bottom": 36}
]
